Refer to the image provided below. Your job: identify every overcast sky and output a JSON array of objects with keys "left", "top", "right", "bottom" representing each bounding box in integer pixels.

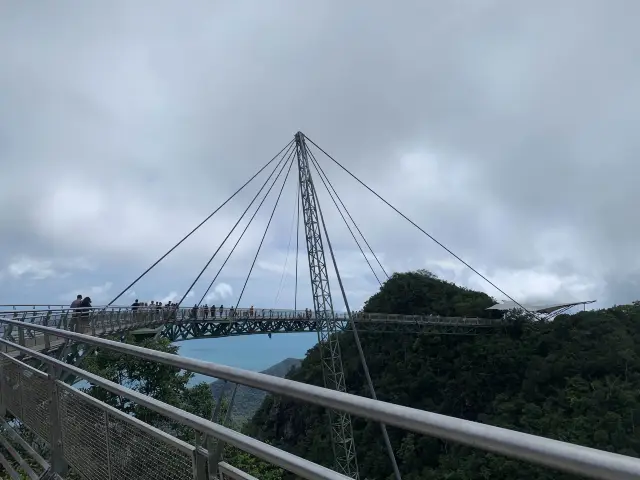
[{"left": 1, "top": 0, "right": 639, "bottom": 321}]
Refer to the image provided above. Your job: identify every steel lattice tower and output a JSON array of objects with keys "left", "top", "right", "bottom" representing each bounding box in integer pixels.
[{"left": 295, "top": 132, "right": 359, "bottom": 479}]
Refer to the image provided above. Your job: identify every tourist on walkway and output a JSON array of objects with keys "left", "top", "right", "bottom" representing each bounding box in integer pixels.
[{"left": 78, "top": 296, "right": 92, "bottom": 333}]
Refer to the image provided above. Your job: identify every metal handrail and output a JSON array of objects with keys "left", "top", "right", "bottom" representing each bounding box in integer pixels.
[
  {"left": 218, "top": 461, "right": 259, "bottom": 480},
  {"left": 0, "top": 321, "right": 638, "bottom": 479},
  {"left": 0, "top": 345, "right": 348, "bottom": 480},
  {"left": 0, "top": 305, "right": 502, "bottom": 326}
]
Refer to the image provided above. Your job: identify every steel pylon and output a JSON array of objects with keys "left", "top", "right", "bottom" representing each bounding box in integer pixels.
[{"left": 294, "top": 132, "right": 359, "bottom": 478}]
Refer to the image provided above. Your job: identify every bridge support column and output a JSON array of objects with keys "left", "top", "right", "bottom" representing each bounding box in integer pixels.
[
  {"left": 295, "top": 132, "right": 359, "bottom": 479},
  {"left": 46, "top": 365, "right": 68, "bottom": 476}
]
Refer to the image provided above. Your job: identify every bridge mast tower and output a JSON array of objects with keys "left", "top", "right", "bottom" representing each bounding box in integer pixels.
[{"left": 295, "top": 132, "right": 359, "bottom": 478}]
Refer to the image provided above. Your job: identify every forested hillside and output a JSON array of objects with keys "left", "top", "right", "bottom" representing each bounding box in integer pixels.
[
  {"left": 210, "top": 357, "right": 301, "bottom": 421},
  {"left": 246, "top": 270, "right": 640, "bottom": 479}
]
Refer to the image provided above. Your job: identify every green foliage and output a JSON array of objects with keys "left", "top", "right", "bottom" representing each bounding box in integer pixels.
[
  {"left": 82, "top": 336, "right": 192, "bottom": 425},
  {"left": 247, "top": 270, "right": 640, "bottom": 479},
  {"left": 224, "top": 444, "right": 284, "bottom": 480}
]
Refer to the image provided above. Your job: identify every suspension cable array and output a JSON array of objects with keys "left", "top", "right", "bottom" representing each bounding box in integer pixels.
[
  {"left": 105, "top": 130, "right": 533, "bottom": 480},
  {"left": 178, "top": 144, "right": 296, "bottom": 307},
  {"left": 196, "top": 148, "right": 295, "bottom": 306},
  {"left": 303, "top": 135, "right": 533, "bottom": 315}
]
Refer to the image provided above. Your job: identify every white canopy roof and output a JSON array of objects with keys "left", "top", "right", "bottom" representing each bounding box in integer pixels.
[{"left": 487, "top": 300, "right": 595, "bottom": 314}]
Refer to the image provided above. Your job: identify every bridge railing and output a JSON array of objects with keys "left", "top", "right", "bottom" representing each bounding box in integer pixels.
[
  {"left": 0, "top": 345, "right": 343, "bottom": 480},
  {"left": 0, "top": 306, "right": 160, "bottom": 353},
  {"left": 0, "top": 306, "right": 503, "bottom": 351},
  {"left": 0, "top": 318, "right": 639, "bottom": 480}
]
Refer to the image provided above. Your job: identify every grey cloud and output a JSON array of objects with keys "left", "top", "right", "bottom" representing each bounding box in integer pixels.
[{"left": 1, "top": 0, "right": 639, "bottom": 309}]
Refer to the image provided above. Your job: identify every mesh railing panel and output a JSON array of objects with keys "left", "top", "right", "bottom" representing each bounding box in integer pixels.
[
  {"left": 2, "top": 360, "right": 22, "bottom": 418},
  {"left": 107, "top": 413, "right": 193, "bottom": 480},
  {"left": 57, "top": 385, "right": 194, "bottom": 480},
  {"left": 58, "top": 388, "right": 110, "bottom": 480},
  {"left": 20, "top": 368, "right": 50, "bottom": 442}
]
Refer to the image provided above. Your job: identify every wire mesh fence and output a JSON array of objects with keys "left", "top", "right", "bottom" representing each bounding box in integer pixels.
[
  {"left": 20, "top": 367, "right": 51, "bottom": 442},
  {"left": 0, "top": 355, "right": 202, "bottom": 480},
  {"left": 59, "top": 384, "right": 197, "bottom": 480}
]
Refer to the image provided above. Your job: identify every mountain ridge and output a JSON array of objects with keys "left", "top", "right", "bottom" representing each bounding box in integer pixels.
[{"left": 210, "top": 357, "right": 301, "bottom": 421}]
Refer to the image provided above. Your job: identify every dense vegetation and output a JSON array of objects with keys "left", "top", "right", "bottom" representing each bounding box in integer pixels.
[
  {"left": 246, "top": 270, "right": 640, "bottom": 479},
  {"left": 210, "top": 357, "right": 301, "bottom": 422}
]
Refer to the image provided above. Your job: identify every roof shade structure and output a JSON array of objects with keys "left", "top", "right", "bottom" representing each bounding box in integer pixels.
[{"left": 487, "top": 300, "right": 596, "bottom": 318}]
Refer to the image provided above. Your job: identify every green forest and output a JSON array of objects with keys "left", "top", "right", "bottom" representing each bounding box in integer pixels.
[
  {"left": 246, "top": 271, "right": 640, "bottom": 479},
  {"left": 3, "top": 270, "right": 640, "bottom": 480}
]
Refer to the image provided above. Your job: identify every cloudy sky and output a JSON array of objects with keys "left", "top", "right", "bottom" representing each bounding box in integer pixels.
[{"left": 1, "top": 1, "right": 639, "bottom": 364}]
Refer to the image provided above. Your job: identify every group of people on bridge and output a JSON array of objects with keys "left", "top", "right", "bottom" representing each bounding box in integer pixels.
[
  {"left": 69, "top": 294, "right": 93, "bottom": 332},
  {"left": 64, "top": 295, "right": 338, "bottom": 328},
  {"left": 129, "top": 299, "right": 316, "bottom": 321}
]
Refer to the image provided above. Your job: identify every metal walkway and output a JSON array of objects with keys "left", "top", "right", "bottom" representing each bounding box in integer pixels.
[
  {"left": 0, "top": 318, "right": 639, "bottom": 480},
  {"left": 0, "top": 306, "right": 506, "bottom": 357}
]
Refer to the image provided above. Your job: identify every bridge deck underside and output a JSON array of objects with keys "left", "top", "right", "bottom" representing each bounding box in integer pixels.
[{"left": 161, "top": 318, "right": 497, "bottom": 341}]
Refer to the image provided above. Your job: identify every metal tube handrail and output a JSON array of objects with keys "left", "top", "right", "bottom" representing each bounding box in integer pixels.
[
  {"left": 218, "top": 461, "right": 260, "bottom": 480},
  {"left": 0, "top": 306, "right": 500, "bottom": 327},
  {"left": 0, "top": 347, "right": 348, "bottom": 480},
  {"left": 0, "top": 323, "right": 638, "bottom": 479},
  {"left": 0, "top": 305, "right": 133, "bottom": 312}
]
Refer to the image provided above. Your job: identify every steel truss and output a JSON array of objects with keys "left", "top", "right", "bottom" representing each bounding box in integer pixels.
[
  {"left": 156, "top": 318, "right": 497, "bottom": 342},
  {"left": 295, "top": 132, "right": 359, "bottom": 478},
  {"left": 2, "top": 309, "right": 507, "bottom": 378}
]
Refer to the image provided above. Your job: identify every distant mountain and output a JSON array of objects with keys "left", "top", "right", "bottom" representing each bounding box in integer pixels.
[{"left": 210, "top": 358, "right": 301, "bottom": 422}]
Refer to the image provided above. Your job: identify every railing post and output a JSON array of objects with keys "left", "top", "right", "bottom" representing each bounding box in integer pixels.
[
  {"left": 17, "top": 312, "right": 27, "bottom": 346},
  {"left": 193, "top": 440, "right": 208, "bottom": 480},
  {"left": 47, "top": 364, "right": 68, "bottom": 476},
  {"left": 27, "top": 309, "right": 38, "bottom": 345},
  {"left": 61, "top": 311, "right": 69, "bottom": 330},
  {"left": 43, "top": 309, "right": 51, "bottom": 350}
]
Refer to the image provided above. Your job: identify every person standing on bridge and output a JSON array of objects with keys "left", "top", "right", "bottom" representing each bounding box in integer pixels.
[
  {"left": 249, "top": 305, "right": 254, "bottom": 317},
  {"left": 70, "top": 294, "right": 82, "bottom": 309},
  {"left": 70, "top": 294, "right": 82, "bottom": 331},
  {"left": 203, "top": 304, "right": 209, "bottom": 319},
  {"left": 78, "top": 296, "right": 92, "bottom": 333}
]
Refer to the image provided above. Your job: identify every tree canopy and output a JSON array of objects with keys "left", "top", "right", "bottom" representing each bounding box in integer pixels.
[{"left": 246, "top": 270, "right": 640, "bottom": 479}]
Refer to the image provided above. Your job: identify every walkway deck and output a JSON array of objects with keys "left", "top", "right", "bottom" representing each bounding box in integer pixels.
[{"left": 0, "top": 306, "right": 506, "bottom": 355}]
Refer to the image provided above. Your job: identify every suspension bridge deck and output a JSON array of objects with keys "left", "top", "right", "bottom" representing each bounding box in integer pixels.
[{"left": 0, "top": 306, "right": 506, "bottom": 356}]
